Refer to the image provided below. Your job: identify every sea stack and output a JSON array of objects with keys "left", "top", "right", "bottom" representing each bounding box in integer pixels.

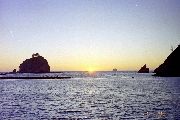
[
  {"left": 154, "top": 45, "right": 180, "bottom": 77},
  {"left": 138, "top": 64, "right": 149, "bottom": 73},
  {"left": 19, "top": 53, "right": 50, "bottom": 73}
]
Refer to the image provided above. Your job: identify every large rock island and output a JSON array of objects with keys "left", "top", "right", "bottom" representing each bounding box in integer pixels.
[
  {"left": 19, "top": 53, "right": 50, "bottom": 73},
  {"left": 154, "top": 45, "right": 180, "bottom": 77}
]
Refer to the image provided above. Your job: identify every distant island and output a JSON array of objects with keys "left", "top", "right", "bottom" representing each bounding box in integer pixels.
[
  {"left": 19, "top": 53, "right": 50, "bottom": 73},
  {"left": 154, "top": 45, "right": 180, "bottom": 77},
  {"left": 138, "top": 64, "right": 149, "bottom": 73},
  {"left": 113, "top": 68, "right": 117, "bottom": 72}
]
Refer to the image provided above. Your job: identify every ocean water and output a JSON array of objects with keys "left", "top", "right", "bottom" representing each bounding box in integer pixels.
[{"left": 0, "top": 72, "right": 180, "bottom": 119}]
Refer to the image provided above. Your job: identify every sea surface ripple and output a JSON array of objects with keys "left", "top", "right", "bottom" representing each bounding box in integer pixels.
[{"left": 0, "top": 72, "right": 180, "bottom": 119}]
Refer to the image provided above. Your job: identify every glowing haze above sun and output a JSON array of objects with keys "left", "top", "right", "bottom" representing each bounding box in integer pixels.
[{"left": 0, "top": 0, "right": 180, "bottom": 72}]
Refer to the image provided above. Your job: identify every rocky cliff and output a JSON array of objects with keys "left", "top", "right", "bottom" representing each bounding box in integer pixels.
[
  {"left": 19, "top": 54, "right": 50, "bottom": 73},
  {"left": 154, "top": 45, "right": 180, "bottom": 76}
]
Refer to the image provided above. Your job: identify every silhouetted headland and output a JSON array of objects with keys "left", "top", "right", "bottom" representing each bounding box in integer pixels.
[
  {"left": 154, "top": 45, "right": 180, "bottom": 77},
  {"left": 19, "top": 53, "right": 50, "bottom": 73},
  {"left": 138, "top": 64, "right": 149, "bottom": 73}
]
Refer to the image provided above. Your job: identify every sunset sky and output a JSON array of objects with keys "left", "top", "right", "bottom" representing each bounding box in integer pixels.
[{"left": 0, "top": 0, "right": 180, "bottom": 72}]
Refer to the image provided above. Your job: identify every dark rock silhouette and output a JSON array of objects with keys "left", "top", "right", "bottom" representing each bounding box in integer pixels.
[
  {"left": 19, "top": 53, "right": 50, "bottom": 73},
  {"left": 113, "top": 68, "right": 117, "bottom": 72},
  {"left": 138, "top": 64, "right": 149, "bottom": 73},
  {"left": 12, "top": 69, "right": 16, "bottom": 73},
  {"left": 154, "top": 45, "right": 180, "bottom": 77}
]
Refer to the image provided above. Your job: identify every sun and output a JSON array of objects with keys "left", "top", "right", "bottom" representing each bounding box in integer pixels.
[
  {"left": 87, "top": 67, "right": 97, "bottom": 77},
  {"left": 88, "top": 67, "right": 95, "bottom": 73}
]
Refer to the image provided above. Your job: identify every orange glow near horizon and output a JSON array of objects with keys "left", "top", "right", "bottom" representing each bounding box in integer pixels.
[
  {"left": 87, "top": 67, "right": 96, "bottom": 73},
  {"left": 0, "top": 41, "right": 174, "bottom": 72},
  {"left": 0, "top": 52, "right": 167, "bottom": 72}
]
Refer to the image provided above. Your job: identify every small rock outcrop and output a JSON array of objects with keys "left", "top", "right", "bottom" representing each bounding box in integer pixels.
[
  {"left": 113, "top": 68, "right": 117, "bottom": 72},
  {"left": 138, "top": 64, "right": 149, "bottom": 73},
  {"left": 154, "top": 45, "right": 180, "bottom": 77},
  {"left": 19, "top": 53, "right": 50, "bottom": 73},
  {"left": 12, "top": 69, "right": 16, "bottom": 73}
]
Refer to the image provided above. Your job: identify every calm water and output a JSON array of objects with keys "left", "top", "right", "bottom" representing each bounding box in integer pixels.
[{"left": 0, "top": 72, "right": 180, "bottom": 119}]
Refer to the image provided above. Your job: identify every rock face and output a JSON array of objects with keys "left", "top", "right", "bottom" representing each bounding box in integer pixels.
[
  {"left": 138, "top": 64, "right": 149, "bottom": 73},
  {"left": 154, "top": 45, "right": 180, "bottom": 77},
  {"left": 19, "top": 53, "right": 50, "bottom": 73}
]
